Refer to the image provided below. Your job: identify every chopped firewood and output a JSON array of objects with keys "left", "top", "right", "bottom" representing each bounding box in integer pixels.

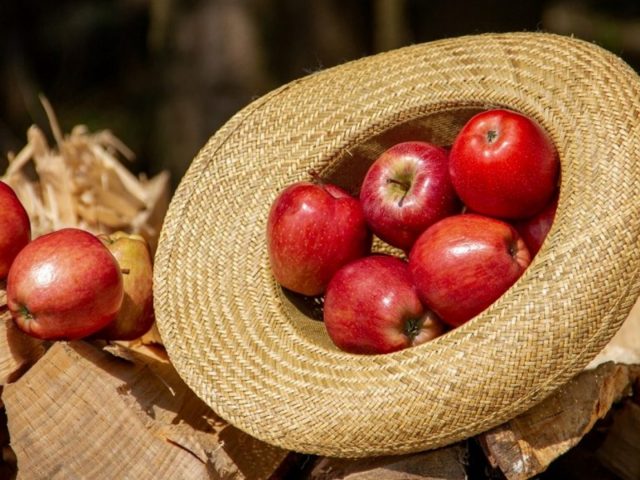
[
  {"left": 1, "top": 97, "right": 170, "bottom": 253},
  {"left": 537, "top": 423, "right": 621, "bottom": 480},
  {"left": 596, "top": 399, "right": 640, "bottom": 480},
  {"left": 479, "top": 362, "right": 640, "bottom": 480},
  {"left": 2, "top": 341, "right": 292, "bottom": 479},
  {"left": 309, "top": 443, "right": 468, "bottom": 480},
  {"left": 0, "top": 283, "right": 45, "bottom": 385}
]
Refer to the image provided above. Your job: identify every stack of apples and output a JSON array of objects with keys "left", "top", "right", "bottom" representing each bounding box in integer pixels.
[
  {"left": 0, "top": 181, "right": 155, "bottom": 342},
  {"left": 267, "top": 109, "right": 560, "bottom": 354}
]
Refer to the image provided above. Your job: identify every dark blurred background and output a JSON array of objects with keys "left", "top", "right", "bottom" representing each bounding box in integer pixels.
[{"left": 2, "top": 0, "right": 640, "bottom": 188}]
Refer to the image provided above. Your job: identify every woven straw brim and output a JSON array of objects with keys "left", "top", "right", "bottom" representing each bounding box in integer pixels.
[{"left": 154, "top": 32, "right": 640, "bottom": 457}]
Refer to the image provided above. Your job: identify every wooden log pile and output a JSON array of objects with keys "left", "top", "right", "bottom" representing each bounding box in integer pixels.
[
  {"left": 1, "top": 290, "right": 639, "bottom": 479},
  {"left": 1, "top": 338, "right": 294, "bottom": 479},
  {"left": 1, "top": 112, "right": 639, "bottom": 479}
]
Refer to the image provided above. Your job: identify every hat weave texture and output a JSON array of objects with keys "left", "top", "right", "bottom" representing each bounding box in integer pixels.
[{"left": 154, "top": 32, "right": 640, "bottom": 457}]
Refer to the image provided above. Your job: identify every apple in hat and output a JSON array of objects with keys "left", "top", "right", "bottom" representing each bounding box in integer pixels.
[
  {"left": 324, "top": 255, "right": 445, "bottom": 354},
  {"left": 513, "top": 193, "right": 558, "bottom": 257},
  {"left": 449, "top": 109, "right": 559, "bottom": 219},
  {"left": 0, "top": 181, "right": 31, "bottom": 279},
  {"left": 7, "top": 228, "right": 124, "bottom": 340},
  {"left": 359, "top": 141, "right": 459, "bottom": 252},
  {"left": 267, "top": 181, "right": 371, "bottom": 296},
  {"left": 409, "top": 214, "right": 531, "bottom": 327},
  {"left": 94, "top": 232, "right": 155, "bottom": 340}
]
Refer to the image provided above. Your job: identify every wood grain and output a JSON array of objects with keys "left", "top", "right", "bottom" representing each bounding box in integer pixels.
[{"left": 2, "top": 341, "right": 290, "bottom": 479}]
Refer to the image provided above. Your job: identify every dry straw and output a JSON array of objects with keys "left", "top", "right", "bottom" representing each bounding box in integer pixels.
[
  {"left": 2, "top": 98, "right": 170, "bottom": 252},
  {"left": 154, "top": 32, "right": 640, "bottom": 457}
]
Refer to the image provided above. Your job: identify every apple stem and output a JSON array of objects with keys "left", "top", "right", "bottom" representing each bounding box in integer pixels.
[
  {"left": 308, "top": 170, "right": 325, "bottom": 185},
  {"left": 386, "top": 178, "right": 410, "bottom": 207},
  {"left": 121, "top": 268, "right": 131, "bottom": 275},
  {"left": 487, "top": 130, "right": 498, "bottom": 143}
]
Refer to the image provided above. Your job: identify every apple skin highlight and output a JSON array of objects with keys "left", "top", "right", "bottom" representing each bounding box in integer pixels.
[
  {"left": 360, "top": 141, "right": 459, "bottom": 253},
  {"left": 267, "top": 181, "right": 372, "bottom": 296},
  {"left": 7, "top": 228, "right": 124, "bottom": 340},
  {"left": 449, "top": 109, "right": 559, "bottom": 219},
  {"left": 324, "top": 255, "right": 444, "bottom": 354},
  {"left": 409, "top": 214, "right": 531, "bottom": 327}
]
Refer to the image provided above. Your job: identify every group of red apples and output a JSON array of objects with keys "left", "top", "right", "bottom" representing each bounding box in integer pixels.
[
  {"left": 268, "top": 109, "right": 560, "bottom": 354},
  {"left": 0, "top": 182, "right": 154, "bottom": 341}
]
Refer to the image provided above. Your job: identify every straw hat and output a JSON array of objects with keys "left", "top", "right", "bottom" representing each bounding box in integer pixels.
[{"left": 154, "top": 32, "right": 640, "bottom": 457}]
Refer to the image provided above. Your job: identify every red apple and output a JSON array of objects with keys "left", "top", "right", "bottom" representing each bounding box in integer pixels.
[
  {"left": 359, "top": 141, "right": 459, "bottom": 252},
  {"left": 7, "top": 228, "right": 124, "bottom": 340},
  {"left": 513, "top": 194, "right": 558, "bottom": 257},
  {"left": 267, "top": 181, "right": 371, "bottom": 296},
  {"left": 449, "top": 109, "right": 559, "bottom": 219},
  {"left": 324, "top": 255, "right": 445, "bottom": 354},
  {"left": 0, "top": 181, "right": 31, "bottom": 279},
  {"left": 94, "top": 232, "right": 155, "bottom": 340},
  {"left": 409, "top": 214, "right": 531, "bottom": 327}
]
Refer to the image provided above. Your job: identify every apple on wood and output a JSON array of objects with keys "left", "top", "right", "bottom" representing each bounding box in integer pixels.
[
  {"left": 409, "top": 214, "right": 531, "bottom": 328},
  {"left": 7, "top": 228, "right": 124, "bottom": 340},
  {"left": 449, "top": 109, "right": 559, "bottom": 219},
  {"left": 267, "top": 181, "right": 372, "bottom": 296},
  {"left": 359, "top": 141, "right": 459, "bottom": 252},
  {"left": 94, "top": 232, "right": 155, "bottom": 340},
  {"left": 0, "top": 181, "right": 31, "bottom": 279},
  {"left": 324, "top": 255, "right": 445, "bottom": 354}
]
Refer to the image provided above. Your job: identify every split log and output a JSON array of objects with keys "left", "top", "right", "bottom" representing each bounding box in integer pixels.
[
  {"left": 309, "top": 443, "right": 468, "bottom": 480},
  {"left": 0, "top": 283, "right": 45, "bottom": 386},
  {"left": 479, "top": 362, "right": 640, "bottom": 480},
  {"left": 2, "top": 341, "right": 292, "bottom": 479},
  {"left": 596, "top": 399, "right": 640, "bottom": 480}
]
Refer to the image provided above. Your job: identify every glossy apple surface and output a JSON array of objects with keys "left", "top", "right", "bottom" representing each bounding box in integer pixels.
[
  {"left": 324, "top": 255, "right": 445, "bottom": 354},
  {"left": 7, "top": 228, "right": 124, "bottom": 340},
  {"left": 360, "top": 141, "right": 459, "bottom": 252},
  {"left": 95, "top": 232, "right": 155, "bottom": 340},
  {"left": 0, "top": 181, "right": 31, "bottom": 279},
  {"left": 449, "top": 109, "right": 559, "bottom": 219},
  {"left": 267, "top": 181, "right": 371, "bottom": 296},
  {"left": 513, "top": 194, "right": 558, "bottom": 257},
  {"left": 409, "top": 214, "right": 531, "bottom": 327}
]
